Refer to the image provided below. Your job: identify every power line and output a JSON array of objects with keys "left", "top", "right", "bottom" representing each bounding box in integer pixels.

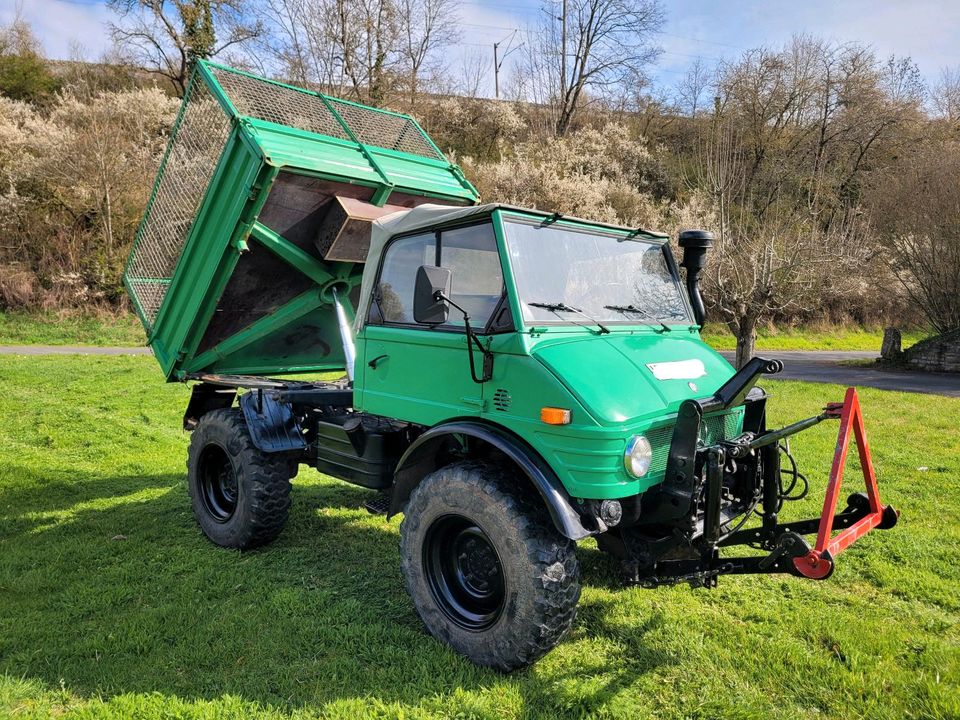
[
  {"left": 460, "top": 22, "right": 530, "bottom": 33},
  {"left": 458, "top": 1, "right": 540, "bottom": 11},
  {"left": 658, "top": 31, "right": 746, "bottom": 51},
  {"left": 661, "top": 50, "right": 722, "bottom": 62}
]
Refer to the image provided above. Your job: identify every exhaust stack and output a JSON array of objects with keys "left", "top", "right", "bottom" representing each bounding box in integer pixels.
[
  {"left": 331, "top": 287, "right": 356, "bottom": 383},
  {"left": 678, "top": 230, "right": 714, "bottom": 327}
]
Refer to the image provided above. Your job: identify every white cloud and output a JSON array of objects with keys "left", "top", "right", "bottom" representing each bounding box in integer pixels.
[{"left": 2, "top": 0, "right": 113, "bottom": 61}]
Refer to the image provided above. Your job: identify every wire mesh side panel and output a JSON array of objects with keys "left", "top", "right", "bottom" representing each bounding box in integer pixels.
[
  {"left": 326, "top": 98, "right": 443, "bottom": 160},
  {"left": 208, "top": 64, "right": 443, "bottom": 161},
  {"left": 125, "top": 79, "right": 232, "bottom": 329},
  {"left": 209, "top": 66, "right": 349, "bottom": 141}
]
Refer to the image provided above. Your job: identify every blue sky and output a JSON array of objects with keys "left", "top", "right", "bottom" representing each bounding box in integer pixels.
[{"left": 6, "top": 0, "right": 960, "bottom": 98}]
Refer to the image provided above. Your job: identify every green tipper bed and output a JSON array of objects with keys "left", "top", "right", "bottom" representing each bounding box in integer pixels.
[{"left": 123, "top": 61, "right": 477, "bottom": 380}]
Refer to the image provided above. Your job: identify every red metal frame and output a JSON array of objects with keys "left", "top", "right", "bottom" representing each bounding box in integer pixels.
[{"left": 792, "top": 387, "right": 894, "bottom": 579}]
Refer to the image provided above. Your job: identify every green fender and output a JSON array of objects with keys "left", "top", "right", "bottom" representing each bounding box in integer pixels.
[{"left": 388, "top": 419, "right": 595, "bottom": 541}]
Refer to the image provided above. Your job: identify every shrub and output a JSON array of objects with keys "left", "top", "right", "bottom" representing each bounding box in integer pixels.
[{"left": 0, "top": 87, "right": 178, "bottom": 309}]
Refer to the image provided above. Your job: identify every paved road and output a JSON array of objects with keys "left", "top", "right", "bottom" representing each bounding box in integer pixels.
[
  {"left": 1, "top": 345, "right": 957, "bottom": 397},
  {"left": 719, "top": 350, "right": 960, "bottom": 397}
]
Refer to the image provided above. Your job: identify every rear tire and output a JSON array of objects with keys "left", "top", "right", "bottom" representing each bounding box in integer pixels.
[
  {"left": 187, "top": 409, "right": 292, "bottom": 549},
  {"left": 399, "top": 461, "right": 581, "bottom": 671}
]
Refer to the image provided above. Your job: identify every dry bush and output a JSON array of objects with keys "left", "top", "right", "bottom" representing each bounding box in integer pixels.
[
  {"left": 0, "top": 86, "right": 178, "bottom": 310},
  {"left": 0, "top": 264, "right": 37, "bottom": 306},
  {"left": 866, "top": 141, "right": 960, "bottom": 333},
  {"left": 421, "top": 97, "right": 526, "bottom": 162},
  {"left": 461, "top": 122, "right": 674, "bottom": 229}
]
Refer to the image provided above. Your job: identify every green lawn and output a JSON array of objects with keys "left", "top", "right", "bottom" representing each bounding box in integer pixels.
[
  {"left": 0, "top": 312, "right": 145, "bottom": 346},
  {"left": 0, "top": 312, "right": 932, "bottom": 354},
  {"left": 699, "top": 324, "right": 930, "bottom": 352},
  {"left": 0, "top": 355, "right": 957, "bottom": 719}
]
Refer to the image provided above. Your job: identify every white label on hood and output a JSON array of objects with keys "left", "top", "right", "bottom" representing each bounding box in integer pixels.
[{"left": 646, "top": 359, "right": 707, "bottom": 380}]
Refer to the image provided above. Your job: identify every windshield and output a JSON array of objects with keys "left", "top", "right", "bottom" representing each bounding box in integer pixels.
[{"left": 503, "top": 219, "right": 691, "bottom": 326}]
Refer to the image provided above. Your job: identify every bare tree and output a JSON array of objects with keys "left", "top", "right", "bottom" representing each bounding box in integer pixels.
[
  {"left": 398, "top": 0, "right": 459, "bottom": 107},
  {"left": 867, "top": 141, "right": 960, "bottom": 334},
  {"left": 109, "top": 0, "right": 262, "bottom": 96},
  {"left": 253, "top": 0, "right": 457, "bottom": 106},
  {"left": 250, "top": 0, "right": 336, "bottom": 87},
  {"left": 686, "top": 36, "right": 913, "bottom": 365},
  {"left": 523, "top": 0, "right": 664, "bottom": 135},
  {"left": 676, "top": 56, "right": 711, "bottom": 117},
  {"left": 457, "top": 47, "right": 488, "bottom": 98},
  {"left": 931, "top": 65, "right": 960, "bottom": 123}
]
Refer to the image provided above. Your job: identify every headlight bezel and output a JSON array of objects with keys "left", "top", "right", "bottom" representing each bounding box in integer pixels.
[{"left": 624, "top": 434, "right": 653, "bottom": 478}]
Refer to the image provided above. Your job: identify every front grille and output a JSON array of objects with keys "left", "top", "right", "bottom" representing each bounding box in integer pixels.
[
  {"left": 646, "top": 424, "right": 675, "bottom": 479},
  {"left": 702, "top": 410, "right": 743, "bottom": 446},
  {"left": 646, "top": 406, "right": 744, "bottom": 479}
]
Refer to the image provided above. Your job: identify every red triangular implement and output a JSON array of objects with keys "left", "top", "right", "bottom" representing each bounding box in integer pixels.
[{"left": 792, "top": 387, "right": 898, "bottom": 579}]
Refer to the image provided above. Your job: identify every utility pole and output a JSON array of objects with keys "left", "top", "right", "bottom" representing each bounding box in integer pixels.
[
  {"left": 494, "top": 41, "right": 500, "bottom": 99},
  {"left": 560, "top": 0, "right": 567, "bottom": 99},
  {"left": 493, "top": 30, "right": 521, "bottom": 100}
]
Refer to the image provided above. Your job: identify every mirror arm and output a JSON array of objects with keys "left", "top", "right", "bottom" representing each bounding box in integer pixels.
[{"left": 435, "top": 291, "right": 494, "bottom": 384}]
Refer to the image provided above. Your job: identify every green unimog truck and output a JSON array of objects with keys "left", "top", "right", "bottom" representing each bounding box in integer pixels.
[{"left": 125, "top": 61, "right": 898, "bottom": 671}]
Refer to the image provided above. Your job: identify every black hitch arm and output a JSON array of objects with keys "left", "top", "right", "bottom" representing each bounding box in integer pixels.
[{"left": 699, "top": 356, "right": 783, "bottom": 413}]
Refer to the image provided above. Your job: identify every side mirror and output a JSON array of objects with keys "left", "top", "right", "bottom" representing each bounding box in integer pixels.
[{"left": 413, "top": 265, "right": 452, "bottom": 324}]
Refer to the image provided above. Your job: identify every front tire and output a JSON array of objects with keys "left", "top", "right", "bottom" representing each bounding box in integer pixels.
[
  {"left": 187, "top": 409, "right": 293, "bottom": 549},
  {"left": 399, "top": 461, "right": 581, "bottom": 671}
]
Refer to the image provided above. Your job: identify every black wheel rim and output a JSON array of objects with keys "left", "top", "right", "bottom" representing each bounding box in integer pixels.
[
  {"left": 198, "top": 444, "right": 238, "bottom": 522},
  {"left": 424, "top": 514, "right": 505, "bottom": 631}
]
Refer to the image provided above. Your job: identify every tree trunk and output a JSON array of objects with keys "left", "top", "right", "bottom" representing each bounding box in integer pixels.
[{"left": 734, "top": 315, "right": 757, "bottom": 369}]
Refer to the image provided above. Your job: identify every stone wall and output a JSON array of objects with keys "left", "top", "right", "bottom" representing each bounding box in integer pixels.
[{"left": 903, "top": 329, "right": 960, "bottom": 373}]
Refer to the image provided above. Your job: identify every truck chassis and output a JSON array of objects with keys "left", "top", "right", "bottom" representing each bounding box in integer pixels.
[{"left": 182, "top": 355, "right": 898, "bottom": 591}]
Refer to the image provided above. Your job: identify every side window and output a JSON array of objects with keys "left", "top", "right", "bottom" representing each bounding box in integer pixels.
[
  {"left": 375, "top": 232, "right": 436, "bottom": 323},
  {"left": 440, "top": 224, "right": 504, "bottom": 329},
  {"left": 373, "top": 222, "right": 504, "bottom": 330}
]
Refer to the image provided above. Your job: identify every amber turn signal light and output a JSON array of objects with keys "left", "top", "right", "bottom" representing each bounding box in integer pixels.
[{"left": 540, "top": 407, "right": 572, "bottom": 425}]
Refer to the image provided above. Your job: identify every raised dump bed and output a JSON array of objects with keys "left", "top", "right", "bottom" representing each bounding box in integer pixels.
[{"left": 124, "top": 61, "right": 478, "bottom": 380}]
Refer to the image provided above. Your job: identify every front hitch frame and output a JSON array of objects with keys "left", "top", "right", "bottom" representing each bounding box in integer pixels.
[
  {"left": 642, "top": 356, "right": 784, "bottom": 526},
  {"left": 629, "top": 385, "right": 898, "bottom": 588}
]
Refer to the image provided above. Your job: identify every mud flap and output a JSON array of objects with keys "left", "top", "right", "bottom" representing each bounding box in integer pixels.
[{"left": 239, "top": 389, "right": 306, "bottom": 453}]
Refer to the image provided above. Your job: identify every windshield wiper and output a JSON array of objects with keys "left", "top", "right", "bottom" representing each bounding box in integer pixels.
[
  {"left": 604, "top": 304, "right": 671, "bottom": 332},
  {"left": 529, "top": 301, "right": 610, "bottom": 334}
]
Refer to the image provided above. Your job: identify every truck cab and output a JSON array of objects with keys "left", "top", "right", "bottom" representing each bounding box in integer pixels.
[{"left": 353, "top": 204, "right": 740, "bottom": 506}]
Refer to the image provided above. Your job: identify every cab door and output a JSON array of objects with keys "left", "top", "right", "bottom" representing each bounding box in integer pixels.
[{"left": 357, "top": 221, "right": 505, "bottom": 427}]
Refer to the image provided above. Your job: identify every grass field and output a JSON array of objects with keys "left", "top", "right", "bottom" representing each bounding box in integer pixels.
[
  {"left": 0, "top": 354, "right": 957, "bottom": 719},
  {"left": 0, "top": 312, "right": 931, "bottom": 354},
  {"left": 0, "top": 312, "right": 145, "bottom": 346},
  {"left": 699, "top": 324, "right": 930, "bottom": 352}
]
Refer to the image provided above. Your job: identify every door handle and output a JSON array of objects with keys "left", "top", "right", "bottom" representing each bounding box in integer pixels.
[{"left": 368, "top": 354, "right": 389, "bottom": 369}]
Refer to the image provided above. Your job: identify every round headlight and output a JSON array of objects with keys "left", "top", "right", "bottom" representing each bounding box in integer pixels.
[{"left": 624, "top": 435, "right": 653, "bottom": 477}]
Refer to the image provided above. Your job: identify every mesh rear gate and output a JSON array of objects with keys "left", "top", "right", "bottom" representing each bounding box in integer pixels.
[
  {"left": 124, "top": 78, "right": 231, "bottom": 327},
  {"left": 123, "top": 62, "right": 448, "bottom": 333}
]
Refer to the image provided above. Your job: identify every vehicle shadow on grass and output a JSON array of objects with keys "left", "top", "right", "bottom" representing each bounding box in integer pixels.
[
  {"left": 0, "top": 472, "right": 675, "bottom": 714},
  {"left": 0, "top": 467, "right": 184, "bottom": 539}
]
